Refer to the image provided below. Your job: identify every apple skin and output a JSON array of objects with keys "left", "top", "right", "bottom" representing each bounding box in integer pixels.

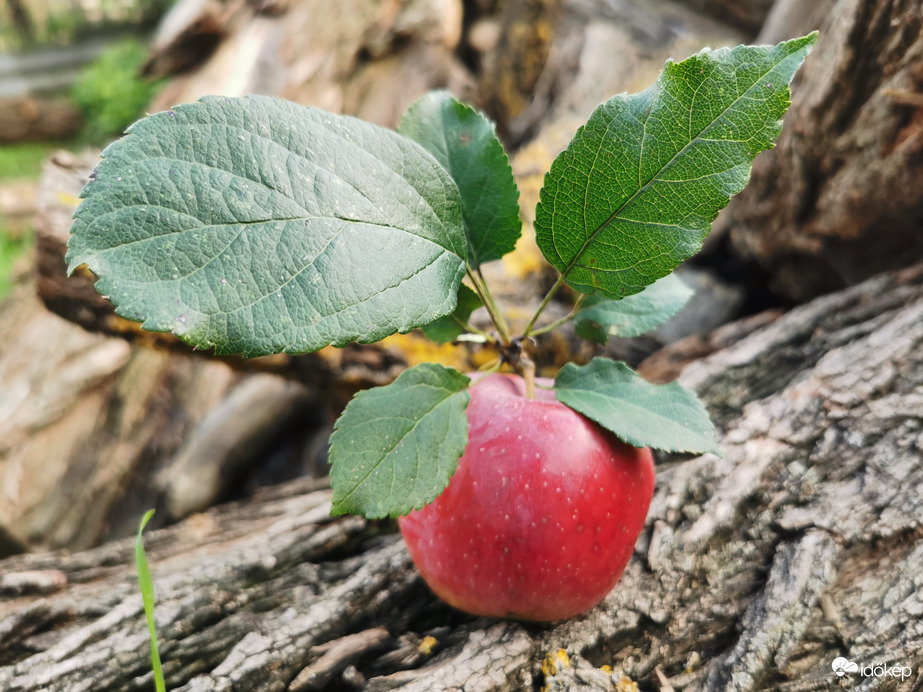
[{"left": 398, "top": 372, "right": 655, "bottom": 621}]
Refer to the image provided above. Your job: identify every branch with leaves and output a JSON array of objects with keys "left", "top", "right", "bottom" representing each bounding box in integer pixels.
[{"left": 68, "top": 34, "right": 817, "bottom": 620}]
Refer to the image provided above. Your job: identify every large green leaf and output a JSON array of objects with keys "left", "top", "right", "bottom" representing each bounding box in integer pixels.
[
  {"left": 574, "top": 272, "right": 693, "bottom": 344},
  {"left": 399, "top": 90, "right": 521, "bottom": 268},
  {"left": 555, "top": 358, "right": 719, "bottom": 454},
  {"left": 421, "top": 283, "right": 483, "bottom": 343},
  {"left": 67, "top": 95, "right": 468, "bottom": 357},
  {"left": 535, "top": 34, "right": 816, "bottom": 299},
  {"left": 330, "top": 364, "right": 471, "bottom": 518}
]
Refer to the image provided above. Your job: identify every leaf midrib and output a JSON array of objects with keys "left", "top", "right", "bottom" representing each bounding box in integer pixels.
[
  {"left": 90, "top": 144, "right": 458, "bottom": 254},
  {"left": 219, "top": 114, "right": 456, "bottom": 248},
  {"left": 93, "top": 210, "right": 453, "bottom": 333}
]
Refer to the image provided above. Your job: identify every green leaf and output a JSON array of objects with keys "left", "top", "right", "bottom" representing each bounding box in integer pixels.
[
  {"left": 575, "top": 272, "right": 693, "bottom": 344},
  {"left": 535, "top": 34, "right": 817, "bottom": 299},
  {"left": 135, "top": 510, "right": 166, "bottom": 692},
  {"left": 421, "top": 283, "right": 483, "bottom": 343},
  {"left": 555, "top": 358, "right": 719, "bottom": 454},
  {"left": 330, "top": 363, "right": 471, "bottom": 518},
  {"left": 399, "top": 90, "right": 521, "bottom": 268},
  {"left": 67, "top": 95, "right": 468, "bottom": 357}
]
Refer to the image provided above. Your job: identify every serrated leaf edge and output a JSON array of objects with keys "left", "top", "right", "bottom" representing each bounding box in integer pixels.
[
  {"left": 399, "top": 90, "right": 521, "bottom": 268},
  {"left": 555, "top": 359, "right": 720, "bottom": 455}
]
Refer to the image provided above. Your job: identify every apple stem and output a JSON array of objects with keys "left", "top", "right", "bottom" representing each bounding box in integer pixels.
[{"left": 521, "top": 355, "right": 536, "bottom": 400}]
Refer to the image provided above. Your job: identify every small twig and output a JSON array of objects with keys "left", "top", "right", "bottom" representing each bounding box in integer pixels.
[
  {"left": 290, "top": 627, "right": 391, "bottom": 691},
  {"left": 655, "top": 666, "right": 676, "bottom": 692},
  {"left": 883, "top": 88, "right": 923, "bottom": 108}
]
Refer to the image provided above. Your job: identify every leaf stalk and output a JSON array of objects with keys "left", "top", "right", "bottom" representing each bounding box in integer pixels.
[
  {"left": 528, "top": 294, "right": 587, "bottom": 337},
  {"left": 523, "top": 274, "right": 567, "bottom": 337},
  {"left": 467, "top": 265, "right": 512, "bottom": 346}
]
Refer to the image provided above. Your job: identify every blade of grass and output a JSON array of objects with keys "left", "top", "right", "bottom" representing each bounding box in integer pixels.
[{"left": 136, "top": 509, "right": 166, "bottom": 692}]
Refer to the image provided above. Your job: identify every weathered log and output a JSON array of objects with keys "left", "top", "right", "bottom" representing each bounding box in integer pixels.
[
  {"left": 2, "top": 263, "right": 920, "bottom": 691},
  {"left": 144, "top": 0, "right": 470, "bottom": 130},
  {"left": 478, "top": 0, "right": 744, "bottom": 146},
  {"left": 142, "top": 0, "right": 228, "bottom": 78},
  {"left": 0, "top": 179, "right": 38, "bottom": 237},
  {"left": 672, "top": 0, "right": 775, "bottom": 34},
  {"left": 3, "top": 170, "right": 326, "bottom": 552},
  {"left": 0, "top": 269, "right": 324, "bottom": 554},
  {"left": 0, "top": 97, "right": 81, "bottom": 143},
  {"left": 717, "top": 0, "right": 923, "bottom": 302}
]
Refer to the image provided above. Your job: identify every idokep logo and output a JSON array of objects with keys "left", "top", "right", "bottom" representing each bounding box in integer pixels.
[
  {"left": 832, "top": 657, "right": 858, "bottom": 677},
  {"left": 831, "top": 656, "right": 914, "bottom": 682}
]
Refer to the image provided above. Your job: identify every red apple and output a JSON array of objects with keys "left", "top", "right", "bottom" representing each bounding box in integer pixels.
[{"left": 398, "top": 372, "right": 655, "bottom": 621}]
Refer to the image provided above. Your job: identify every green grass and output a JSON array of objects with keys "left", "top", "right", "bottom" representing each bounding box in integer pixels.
[
  {"left": 136, "top": 510, "right": 166, "bottom": 692},
  {"left": 0, "top": 143, "right": 45, "bottom": 299},
  {"left": 0, "top": 36, "right": 163, "bottom": 299},
  {"left": 0, "top": 225, "right": 33, "bottom": 301},
  {"left": 0, "top": 142, "right": 62, "bottom": 180},
  {"left": 72, "top": 38, "right": 166, "bottom": 143}
]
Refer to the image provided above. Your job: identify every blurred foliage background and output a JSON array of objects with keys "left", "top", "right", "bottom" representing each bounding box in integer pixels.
[
  {"left": 70, "top": 37, "right": 165, "bottom": 141},
  {"left": 1, "top": 0, "right": 167, "bottom": 50},
  {"left": 1, "top": 0, "right": 170, "bottom": 298}
]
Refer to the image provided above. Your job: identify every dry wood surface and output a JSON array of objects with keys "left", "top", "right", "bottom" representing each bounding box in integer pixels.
[{"left": 2, "top": 263, "right": 921, "bottom": 691}]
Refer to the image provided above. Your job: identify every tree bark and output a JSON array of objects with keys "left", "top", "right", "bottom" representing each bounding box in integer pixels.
[
  {"left": 672, "top": 0, "right": 775, "bottom": 34},
  {"left": 2, "top": 263, "right": 921, "bottom": 691},
  {"left": 717, "top": 0, "right": 923, "bottom": 302}
]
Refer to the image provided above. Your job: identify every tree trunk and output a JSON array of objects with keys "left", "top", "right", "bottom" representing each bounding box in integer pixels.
[
  {"left": 2, "top": 263, "right": 921, "bottom": 691},
  {"left": 5, "top": 0, "right": 34, "bottom": 43},
  {"left": 717, "top": 0, "right": 923, "bottom": 302}
]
